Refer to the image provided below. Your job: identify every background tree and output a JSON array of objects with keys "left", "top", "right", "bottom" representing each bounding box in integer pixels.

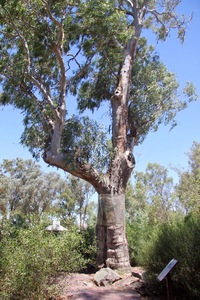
[
  {"left": 126, "top": 163, "right": 176, "bottom": 224},
  {"left": 57, "top": 175, "right": 96, "bottom": 229},
  {"left": 125, "top": 178, "right": 148, "bottom": 222},
  {"left": 0, "top": 0, "right": 197, "bottom": 268},
  {"left": 0, "top": 158, "right": 66, "bottom": 223},
  {"left": 125, "top": 163, "right": 184, "bottom": 265},
  {"left": 175, "top": 141, "right": 200, "bottom": 214}
]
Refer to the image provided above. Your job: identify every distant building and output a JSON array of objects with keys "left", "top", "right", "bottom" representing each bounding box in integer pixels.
[{"left": 46, "top": 220, "right": 67, "bottom": 232}]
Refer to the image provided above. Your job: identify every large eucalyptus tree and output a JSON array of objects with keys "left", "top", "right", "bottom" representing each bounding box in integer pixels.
[{"left": 0, "top": 0, "right": 196, "bottom": 268}]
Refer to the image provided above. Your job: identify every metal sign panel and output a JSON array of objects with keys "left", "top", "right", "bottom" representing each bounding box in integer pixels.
[{"left": 157, "top": 259, "right": 178, "bottom": 282}]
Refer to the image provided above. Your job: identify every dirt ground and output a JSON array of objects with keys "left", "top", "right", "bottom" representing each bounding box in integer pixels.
[{"left": 53, "top": 267, "right": 150, "bottom": 300}]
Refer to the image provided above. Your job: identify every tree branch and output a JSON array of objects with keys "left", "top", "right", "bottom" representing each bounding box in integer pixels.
[
  {"left": 20, "top": 82, "right": 55, "bottom": 129},
  {"left": 66, "top": 59, "right": 91, "bottom": 87},
  {"left": 44, "top": 150, "right": 105, "bottom": 192},
  {"left": 44, "top": 2, "right": 67, "bottom": 113},
  {"left": 148, "top": 5, "right": 192, "bottom": 34},
  {"left": 66, "top": 49, "right": 82, "bottom": 71},
  {"left": 26, "top": 74, "right": 60, "bottom": 121},
  {"left": 44, "top": 0, "right": 65, "bottom": 50},
  {"left": 103, "top": 51, "right": 119, "bottom": 79},
  {"left": 112, "top": 36, "right": 124, "bottom": 50},
  {"left": 51, "top": 42, "right": 67, "bottom": 112},
  {"left": 3, "top": 17, "right": 31, "bottom": 73},
  {"left": 1, "top": 7, "right": 60, "bottom": 122}
]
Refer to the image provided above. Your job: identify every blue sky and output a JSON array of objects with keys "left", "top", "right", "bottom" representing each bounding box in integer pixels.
[
  {"left": 135, "top": 0, "right": 200, "bottom": 180},
  {"left": 0, "top": 0, "right": 200, "bottom": 182}
]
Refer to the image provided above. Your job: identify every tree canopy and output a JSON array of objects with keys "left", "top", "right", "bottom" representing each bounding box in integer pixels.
[{"left": 0, "top": 0, "right": 197, "bottom": 179}]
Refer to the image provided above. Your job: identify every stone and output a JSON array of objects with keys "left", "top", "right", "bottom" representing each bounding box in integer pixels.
[
  {"left": 83, "top": 281, "right": 96, "bottom": 288},
  {"left": 93, "top": 267, "right": 122, "bottom": 287},
  {"left": 113, "top": 275, "right": 139, "bottom": 288},
  {"left": 132, "top": 271, "right": 144, "bottom": 280}
]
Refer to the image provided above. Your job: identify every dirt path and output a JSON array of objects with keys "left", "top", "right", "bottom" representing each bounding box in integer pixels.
[
  {"left": 65, "top": 289, "right": 141, "bottom": 300},
  {"left": 55, "top": 267, "right": 148, "bottom": 300}
]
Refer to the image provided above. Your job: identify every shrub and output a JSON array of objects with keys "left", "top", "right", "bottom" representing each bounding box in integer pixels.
[
  {"left": 0, "top": 222, "right": 86, "bottom": 300},
  {"left": 78, "top": 225, "right": 97, "bottom": 272},
  {"left": 126, "top": 210, "right": 158, "bottom": 266},
  {"left": 143, "top": 214, "right": 200, "bottom": 299}
]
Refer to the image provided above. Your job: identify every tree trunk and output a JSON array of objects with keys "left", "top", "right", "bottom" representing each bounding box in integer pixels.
[{"left": 96, "top": 193, "right": 130, "bottom": 269}]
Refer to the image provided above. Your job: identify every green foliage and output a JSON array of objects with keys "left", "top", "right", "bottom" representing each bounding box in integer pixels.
[
  {"left": 129, "top": 45, "right": 186, "bottom": 143},
  {"left": 0, "top": 0, "right": 196, "bottom": 162},
  {"left": 0, "top": 158, "right": 66, "bottom": 221},
  {"left": 57, "top": 174, "right": 96, "bottom": 228},
  {"left": 61, "top": 116, "right": 112, "bottom": 169},
  {"left": 175, "top": 142, "right": 200, "bottom": 214},
  {"left": 0, "top": 158, "right": 98, "bottom": 299},
  {"left": 126, "top": 163, "right": 176, "bottom": 225},
  {"left": 126, "top": 210, "right": 158, "bottom": 266},
  {"left": 125, "top": 163, "right": 182, "bottom": 267},
  {"left": 0, "top": 221, "right": 86, "bottom": 300},
  {"left": 125, "top": 149, "right": 200, "bottom": 297},
  {"left": 0, "top": 158, "right": 97, "bottom": 233},
  {"left": 78, "top": 226, "right": 97, "bottom": 270},
  {"left": 143, "top": 0, "right": 192, "bottom": 43},
  {"left": 142, "top": 214, "right": 200, "bottom": 299}
]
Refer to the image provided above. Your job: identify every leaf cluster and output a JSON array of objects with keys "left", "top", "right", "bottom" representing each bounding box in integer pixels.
[
  {"left": 144, "top": 0, "right": 192, "bottom": 42},
  {"left": 127, "top": 38, "right": 197, "bottom": 144},
  {"left": 61, "top": 116, "right": 113, "bottom": 170}
]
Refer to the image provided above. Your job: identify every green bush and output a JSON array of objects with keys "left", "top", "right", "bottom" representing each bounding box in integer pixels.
[
  {"left": 126, "top": 210, "right": 158, "bottom": 266},
  {"left": 79, "top": 225, "right": 97, "bottom": 269},
  {"left": 0, "top": 222, "right": 86, "bottom": 300},
  {"left": 143, "top": 214, "right": 200, "bottom": 299}
]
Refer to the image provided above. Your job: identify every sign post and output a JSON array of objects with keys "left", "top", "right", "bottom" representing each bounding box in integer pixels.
[{"left": 157, "top": 259, "right": 178, "bottom": 300}]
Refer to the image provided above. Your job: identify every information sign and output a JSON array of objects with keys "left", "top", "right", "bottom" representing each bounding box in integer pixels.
[{"left": 157, "top": 259, "right": 178, "bottom": 282}]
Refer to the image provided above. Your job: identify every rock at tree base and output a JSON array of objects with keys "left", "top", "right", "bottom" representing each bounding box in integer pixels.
[
  {"left": 94, "top": 267, "right": 122, "bottom": 286},
  {"left": 113, "top": 275, "right": 140, "bottom": 288},
  {"left": 132, "top": 271, "right": 144, "bottom": 280}
]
